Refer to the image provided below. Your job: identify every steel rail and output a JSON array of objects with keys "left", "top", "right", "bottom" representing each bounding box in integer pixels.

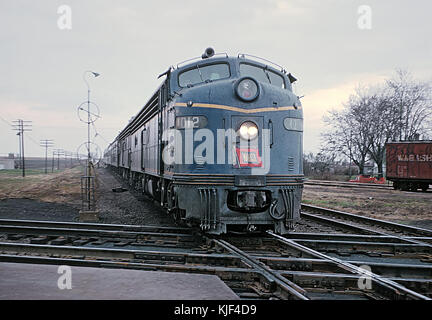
[
  {"left": 0, "top": 218, "right": 191, "bottom": 233},
  {"left": 212, "top": 238, "right": 309, "bottom": 300},
  {"left": 284, "top": 238, "right": 432, "bottom": 254},
  {"left": 254, "top": 256, "right": 432, "bottom": 279},
  {"left": 0, "top": 253, "right": 258, "bottom": 280},
  {"left": 301, "top": 212, "right": 389, "bottom": 235},
  {"left": 278, "top": 270, "right": 432, "bottom": 296},
  {"left": 301, "top": 204, "right": 432, "bottom": 237},
  {"left": 267, "top": 231, "right": 431, "bottom": 300},
  {"left": 304, "top": 180, "right": 391, "bottom": 190},
  {"left": 301, "top": 212, "right": 432, "bottom": 248},
  {"left": 284, "top": 232, "right": 432, "bottom": 243},
  {"left": 0, "top": 241, "right": 240, "bottom": 264},
  {"left": 0, "top": 224, "right": 197, "bottom": 242},
  {"left": 301, "top": 206, "right": 432, "bottom": 250}
]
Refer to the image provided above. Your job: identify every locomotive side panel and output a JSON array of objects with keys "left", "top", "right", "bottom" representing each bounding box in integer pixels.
[
  {"left": 146, "top": 114, "right": 160, "bottom": 176},
  {"left": 130, "top": 127, "right": 144, "bottom": 173}
]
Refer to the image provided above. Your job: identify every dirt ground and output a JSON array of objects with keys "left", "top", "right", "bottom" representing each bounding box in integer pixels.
[
  {"left": 0, "top": 168, "right": 82, "bottom": 221},
  {"left": 0, "top": 166, "right": 176, "bottom": 227},
  {"left": 302, "top": 184, "right": 432, "bottom": 228},
  {"left": 95, "top": 167, "right": 176, "bottom": 226}
]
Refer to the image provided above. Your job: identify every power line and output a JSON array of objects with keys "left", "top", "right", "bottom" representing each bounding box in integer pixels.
[
  {"left": 0, "top": 115, "right": 12, "bottom": 127},
  {"left": 1, "top": 115, "right": 39, "bottom": 146},
  {"left": 27, "top": 134, "right": 42, "bottom": 147},
  {"left": 2, "top": 115, "right": 75, "bottom": 160}
]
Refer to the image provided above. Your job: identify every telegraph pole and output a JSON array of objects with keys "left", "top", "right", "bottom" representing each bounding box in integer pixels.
[
  {"left": 58, "top": 149, "right": 64, "bottom": 170},
  {"left": 40, "top": 140, "right": 54, "bottom": 174},
  {"left": 16, "top": 132, "right": 22, "bottom": 169},
  {"left": 53, "top": 149, "right": 64, "bottom": 171},
  {"left": 12, "top": 119, "right": 32, "bottom": 177},
  {"left": 64, "top": 151, "right": 69, "bottom": 168}
]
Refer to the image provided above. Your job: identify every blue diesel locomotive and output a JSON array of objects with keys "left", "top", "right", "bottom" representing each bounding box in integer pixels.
[{"left": 104, "top": 48, "right": 304, "bottom": 234}]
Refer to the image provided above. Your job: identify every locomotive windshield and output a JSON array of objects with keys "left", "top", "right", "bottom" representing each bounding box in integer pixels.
[
  {"left": 178, "top": 63, "right": 230, "bottom": 87},
  {"left": 239, "top": 63, "right": 285, "bottom": 88}
]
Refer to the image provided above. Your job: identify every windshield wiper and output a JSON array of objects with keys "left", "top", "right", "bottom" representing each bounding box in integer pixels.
[
  {"left": 196, "top": 64, "right": 204, "bottom": 82},
  {"left": 263, "top": 67, "right": 272, "bottom": 84}
]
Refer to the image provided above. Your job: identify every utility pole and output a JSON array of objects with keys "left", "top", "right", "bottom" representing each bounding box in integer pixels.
[
  {"left": 40, "top": 140, "right": 54, "bottom": 174},
  {"left": 53, "top": 149, "right": 64, "bottom": 171},
  {"left": 58, "top": 149, "right": 64, "bottom": 170},
  {"left": 16, "top": 132, "right": 22, "bottom": 169},
  {"left": 64, "top": 151, "right": 68, "bottom": 168},
  {"left": 12, "top": 119, "right": 32, "bottom": 177},
  {"left": 52, "top": 150, "right": 55, "bottom": 172}
]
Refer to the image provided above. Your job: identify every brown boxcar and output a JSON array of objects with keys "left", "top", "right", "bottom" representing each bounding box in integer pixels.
[{"left": 385, "top": 141, "right": 432, "bottom": 191}]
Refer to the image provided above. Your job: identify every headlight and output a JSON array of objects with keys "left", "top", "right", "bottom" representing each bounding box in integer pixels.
[
  {"left": 235, "top": 77, "right": 259, "bottom": 101},
  {"left": 238, "top": 121, "right": 258, "bottom": 140}
]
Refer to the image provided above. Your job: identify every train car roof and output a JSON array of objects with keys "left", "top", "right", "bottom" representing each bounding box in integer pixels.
[{"left": 115, "top": 80, "right": 164, "bottom": 142}]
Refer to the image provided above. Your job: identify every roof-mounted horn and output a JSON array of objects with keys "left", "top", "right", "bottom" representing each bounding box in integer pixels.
[
  {"left": 288, "top": 73, "right": 297, "bottom": 83},
  {"left": 202, "top": 47, "right": 215, "bottom": 59}
]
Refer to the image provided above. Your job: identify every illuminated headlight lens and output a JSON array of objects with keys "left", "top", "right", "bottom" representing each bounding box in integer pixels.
[
  {"left": 236, "top": 77, "right": 259, "bottom": 101},
  {"left": 238, "top": 121, "right": 258, "bottom": 140}
]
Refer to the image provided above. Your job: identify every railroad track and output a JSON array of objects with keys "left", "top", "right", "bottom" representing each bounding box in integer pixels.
[
  {"left": 0, "top": 218, "right": 431, "bottom": 300},
  {"left": 305, "top": 179, "right": 392, "bottom": 190},
  {"left": 301, "top": 204, "right": 432, "bottom": 238}
]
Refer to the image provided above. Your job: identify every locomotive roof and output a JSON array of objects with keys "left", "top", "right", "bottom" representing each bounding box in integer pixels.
[{"left": 174, "top": 53, "right": 288, "bottom": 76}]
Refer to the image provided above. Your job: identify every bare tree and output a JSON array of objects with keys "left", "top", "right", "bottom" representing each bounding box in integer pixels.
[
  {"left": 362, "top": 88, "right": 394, "bottom": 177},
  {"left": 321, "top": 70, "right": 432, "bottom": 177},
  {"left": 322, "top": 90, "right": 373, "bottom": 174},
  {"left": 387, "top": 70, "right": 432, "bottom": 141},
  {"left": 303, "top": 152, "right": 336, "bottom": 177}
]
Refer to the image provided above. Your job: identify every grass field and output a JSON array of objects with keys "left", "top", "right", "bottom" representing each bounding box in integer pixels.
[
  {"left": 303, "top": 184, "right": 432, "bottom": 223},
  {"left": 0, "top": 166, "right": 84, "bottom": 205},
  {"left": 0, "top": 169, "right": 62, "bottom": 176}
]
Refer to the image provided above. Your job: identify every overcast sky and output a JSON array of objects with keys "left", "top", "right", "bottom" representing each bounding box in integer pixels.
[{"left": 1, "top": 0, "right": 431, "bottom": 157}]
